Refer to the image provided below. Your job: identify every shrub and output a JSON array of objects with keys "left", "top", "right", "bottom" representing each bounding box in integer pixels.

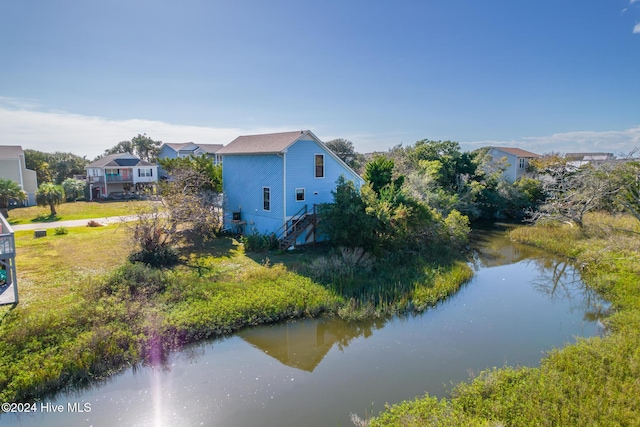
[
  {"left": 54, "top": 226, "right": 68, "bottom": 235},
  {"left": 129, "top": 246, "right": 179, "bottom": 268},
  {"left": 241, "top": 232, "right": 277, "bottom": 252},
  {"left": 105, "top": 262, "right": 169, "bottom": 296}
]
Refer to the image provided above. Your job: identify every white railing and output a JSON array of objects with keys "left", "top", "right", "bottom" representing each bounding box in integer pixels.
[
  {"left": 0, "top": 213, "right": 18, "bottom": 304},
  {"left": 0, "top": 214, "right": 15, "bottom": 257}
]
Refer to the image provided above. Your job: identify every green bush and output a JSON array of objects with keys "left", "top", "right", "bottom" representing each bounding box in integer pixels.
[
  {"left": 129, "top": 246, "right": 179, "bottom": 268},
  {"left": 105, "top": 262, "right": 169, "bottom": 296},
  {"left": 54, "top": 226, "right": 68, "bottom": 235},
  {"left": 241, "top": 231, "right": 277, "bottom": 252}
]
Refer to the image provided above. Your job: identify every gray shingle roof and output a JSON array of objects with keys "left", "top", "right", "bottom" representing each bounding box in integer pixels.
[
  {"left": 86, "top": 153, "right": 154, "bottom": 168},
  {"left": 217, "top": 130, "right": 313, "bottom": 155}
]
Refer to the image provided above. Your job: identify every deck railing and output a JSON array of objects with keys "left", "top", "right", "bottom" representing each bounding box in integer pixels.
[
  {"left": 0, "top": 214, "right": 15, "bottom": 257},
  {"left": 0, "top": 213, "right": 18, "bottom": 305}
]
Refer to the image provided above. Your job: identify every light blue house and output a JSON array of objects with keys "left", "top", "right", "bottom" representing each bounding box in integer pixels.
[
  {"left": 157, "top": 142, "right": 223, "bottom": 178},
  {"left": 218, "top": 130, "right": 364, "bottom": 248}
]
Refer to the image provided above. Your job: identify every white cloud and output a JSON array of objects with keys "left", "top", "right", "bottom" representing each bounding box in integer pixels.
[
  {"left": 634, "top": 23, "right": 640, "bottom": 33},
  {"left": 0, "top": 105, "right": 298, "bottom": 159},
  {"left": 462, "top": 127, "right": 640, "bottom": 156}
]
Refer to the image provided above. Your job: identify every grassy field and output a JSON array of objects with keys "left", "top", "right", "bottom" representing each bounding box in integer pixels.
[
  {"left": 371, "top": 213, "right": 640, "bottom": 426},
  {"left": 6, "top": 200, "right": 157, "bottom": 225},
  {"left": 0, "top": 222, "right": 471, "bottom": 403}
]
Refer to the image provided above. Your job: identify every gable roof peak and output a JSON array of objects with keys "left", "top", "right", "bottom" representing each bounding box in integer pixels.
[{"left": 218, "top": 130, "right": 318, "bottom": 155}]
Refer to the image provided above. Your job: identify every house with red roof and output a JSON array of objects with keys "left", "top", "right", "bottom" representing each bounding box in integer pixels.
[{"left": 487, "top": 147, "right": 541, "bottom": 182}]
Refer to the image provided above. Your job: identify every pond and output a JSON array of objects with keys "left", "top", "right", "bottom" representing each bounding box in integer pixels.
[{"left": 2, "top": 226, "right": 609, "bottom": 427}]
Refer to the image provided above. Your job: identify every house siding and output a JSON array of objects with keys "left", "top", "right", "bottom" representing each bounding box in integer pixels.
[
  {"left": 0, "top": 155, "right": 38, "bottom": 206},
  {"left": 223, "top": 154, "right": 284, "bottom": 234},
  {"left": 488, "top": 148, "right": 528, "bottom": 183},
  {"left": 284, "top": 139, "right": 361, "bottom": 217}
]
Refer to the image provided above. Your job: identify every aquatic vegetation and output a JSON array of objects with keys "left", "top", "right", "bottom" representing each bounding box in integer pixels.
[{"left": 370, "top": 212, "right": 640, "bottom": 426}]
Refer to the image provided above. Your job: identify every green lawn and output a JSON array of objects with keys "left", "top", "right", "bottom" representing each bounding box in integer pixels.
[{"left": 6, "top": 200, "right": 158, "bottom": 225}]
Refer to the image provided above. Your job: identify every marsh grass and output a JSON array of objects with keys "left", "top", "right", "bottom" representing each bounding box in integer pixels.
[{"left": 371, "top": 212, "right": 640, "bottom": 426}]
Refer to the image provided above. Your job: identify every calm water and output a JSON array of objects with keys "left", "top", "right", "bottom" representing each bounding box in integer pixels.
[{"left": 3, "top": 227, "right": 608, "bottom": 427}]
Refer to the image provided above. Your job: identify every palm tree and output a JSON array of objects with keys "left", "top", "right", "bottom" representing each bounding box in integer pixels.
[
  {"left": 36, "top": 183, "right": 65, "bottom": 216},
  {"left": 0, "top": 179, "right": 27, "bottom": 218},
  {"left": 62, "top": 178, "right": 86, "bottom": 202}
]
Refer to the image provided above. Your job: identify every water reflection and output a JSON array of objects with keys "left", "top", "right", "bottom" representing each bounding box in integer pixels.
[{"left": 239, "top": 318, "right": 387, "bottom": 372}]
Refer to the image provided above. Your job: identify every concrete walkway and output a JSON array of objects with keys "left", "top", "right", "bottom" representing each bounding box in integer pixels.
[{"left": 10, "top": 215, "right": 139, "bottom": 231}]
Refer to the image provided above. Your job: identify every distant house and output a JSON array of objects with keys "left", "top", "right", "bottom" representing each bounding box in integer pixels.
[
  {"left": 0, "top": 145, "right": 38, "bottom": 206},
  {"left": 218, "top": 130, "right": 364, "bottom": 249},
  {"left": 85, "top": 153, "right": 158, "bottom": 200},
  {"left": 487, "top": 147, "right": 540, "bottom": 182},
  {"left": 157, "top": 142, "right": 223, "bottom": 178},
  {"left": 564, "top": 152, "right": 615, "bottom": 168}
]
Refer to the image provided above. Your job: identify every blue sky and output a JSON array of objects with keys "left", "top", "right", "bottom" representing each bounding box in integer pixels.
[{"left": 1, "top": 0, "right": 639, "bottom": 159}]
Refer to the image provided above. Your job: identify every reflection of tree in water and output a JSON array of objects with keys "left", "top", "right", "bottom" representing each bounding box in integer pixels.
[
  {"left": 470, "top": 229, "right": 542, "bottom": 269},
  {"left": 528, "top": 257, "right": 610, "bottom": 323}
]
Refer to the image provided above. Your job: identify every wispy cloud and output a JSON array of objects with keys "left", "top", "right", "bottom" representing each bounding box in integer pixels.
[
  {"left": 634, "top": 22, "right": 640, "bottom": 33},
  {"left": 0, "top": 103, "right": 299, "bottom": 159},
  {"left": 463, "top": 127, "right": 640, "bottom": 156}
]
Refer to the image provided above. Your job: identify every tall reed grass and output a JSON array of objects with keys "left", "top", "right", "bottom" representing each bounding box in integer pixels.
[{"left": 370, "top": 213, "right": 640, "bottom": 426}]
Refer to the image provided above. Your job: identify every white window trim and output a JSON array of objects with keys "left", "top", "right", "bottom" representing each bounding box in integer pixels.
[
  {"left": 314, "top": 153, "right": 325, "bottom": 179},
  {"left": 295, "top": 188, "right": 305, "bottom": 202},
  {"left": 263, "top": 186, "right": 271, "bottom": 212},
  {"left": 519, "top": 158, "right": 526, "bottom": 169}
]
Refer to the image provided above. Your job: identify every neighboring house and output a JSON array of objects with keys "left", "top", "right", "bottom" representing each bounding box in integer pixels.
[
  {"left": 565, "top": 152, "right": 615, "bottom": 168},
  {"left": 0, "top": 145, "right": 38, "bottom": 206},
  {"left": 157, "top": 142, "right": 223, "bottom": 178},
  {"left": 218, "top": 130, "right": 365, "bottom": 248},
  {"left": 487, "top": 147, "right": 541, "bottom": 182},
  {"left": 85, "top": 153, "right": 158, "bottom": 200}
]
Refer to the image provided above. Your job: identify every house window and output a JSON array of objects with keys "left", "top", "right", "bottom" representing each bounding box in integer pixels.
[
  {"left": 295, "top": 188, "right": 305, "bottom": 202},
  {"left": 263, "top": 187, "right": 271, "bottom": 211},
  {"left": 138, "top": 168, "right": 153, "bottom": 177},
  {"left": 315, "top": 154, "right": 324, "bottom": 178},
  {"left": 519, "top": 158, "right": 526, "bottom": 169}
]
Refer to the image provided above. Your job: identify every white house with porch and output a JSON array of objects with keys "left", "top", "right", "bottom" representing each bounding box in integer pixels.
[{"left": 85, "top": 153, "right": 158, "bottom": 200}]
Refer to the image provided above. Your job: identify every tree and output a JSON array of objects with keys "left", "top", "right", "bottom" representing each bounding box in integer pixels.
[
  {"left": 103, "top": 134, "right": 162, "bottom": 162},
  {"left": 159, "top": 160, "right": 223, "bottom": 239},
  {"left": 529, "top": 157, "right": 618, "bottom": 227},
  {"left": 158, "top": 154, "right": 222, "bottom": 192},
  {"left": 128, "top": 206, "right": 178, "bottom": 267},
  {"left": 25, "top": 150, "right": 88, "bottom": 184},
  {"left": 0, "top": 179, "right": 27, "bottom": 218},
  {"left": 317, "top": 176, "right": 380, "bottom": 251},
  {"left": 612, "top": 158, "right": 640, "bottom": 223},
  {"left": 325, "top": 138, "right": 365, "bottom": 171},
  {"left": 61, "top": 178, "right": 86, "bottom": 202},
  {"left": 35, "top": 183, "right": 65, "bottom": 216},
  {"left": 363, "top": 156, "right": 404, "bottom": 195}
]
